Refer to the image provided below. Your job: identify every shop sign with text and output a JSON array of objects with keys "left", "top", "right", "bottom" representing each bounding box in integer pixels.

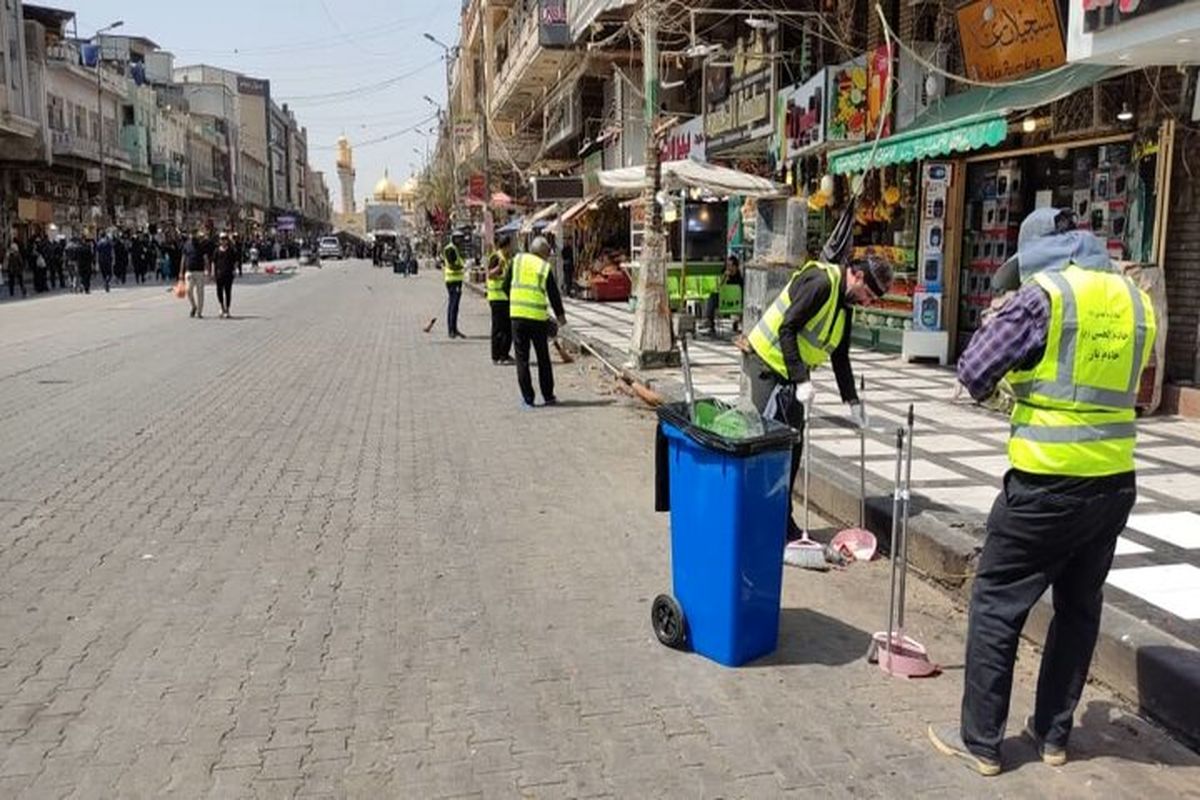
[
  {"left": 957, "top": 0, "right": 1066, "bottom": 82},
  {"left": 539, "top": 0, "right": 571, "bottom": 48},
  {"left": 704, "top": 33, "right": 777, "bottom": 152}
]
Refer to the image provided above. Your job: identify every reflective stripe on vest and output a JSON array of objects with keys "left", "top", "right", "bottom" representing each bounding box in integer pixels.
[
  {"left": 747, "top": 262, "right": 845, "bottom": 379},
  {"left": 1005, "top": 264, "right": 1156, "bottom": 477},
  {"left": 508, "top": 253, "right": 550, "bottom": 321},
  {"left": 443, "top": 252, "right": 464, "bottom": 284},
  {"left": 486, "top": 251, "right": 508, "bottom": 301}
]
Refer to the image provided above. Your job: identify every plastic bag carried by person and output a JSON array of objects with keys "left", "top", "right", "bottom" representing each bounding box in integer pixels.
[{"left": 173, "top": 279, "right": 186, "bottom": 299}]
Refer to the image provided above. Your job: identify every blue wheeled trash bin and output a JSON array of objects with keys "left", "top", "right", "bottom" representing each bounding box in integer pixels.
[{"left": 652, "top": 399, "right": 799, "bottom": 667}]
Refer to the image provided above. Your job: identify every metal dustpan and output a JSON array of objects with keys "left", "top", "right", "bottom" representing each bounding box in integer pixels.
[{"left": 867, "top": 406, "right": 938, "bottom": 678}]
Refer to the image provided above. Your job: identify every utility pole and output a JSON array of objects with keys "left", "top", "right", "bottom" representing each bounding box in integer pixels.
[
  {"left": 629, "top": 0, "right": 675, "bottom": 368},
  {"left": 479, "top": 0, "right": 495, "bottom": 252},
  {"left": 91, "top": 21, "right": 123, "bottom": 231}
]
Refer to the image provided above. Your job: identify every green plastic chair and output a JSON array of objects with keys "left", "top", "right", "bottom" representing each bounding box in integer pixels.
[
  {"left": 666, "top": 275, "right": 682, "bottom": 309},
  {"left": 718, "top": 283, "right": 743, "bottom": 315}
]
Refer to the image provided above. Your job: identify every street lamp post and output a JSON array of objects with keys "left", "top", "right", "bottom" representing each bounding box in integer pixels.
[{"left": 92, "top": 20, "right": 123, "bottom": 231}]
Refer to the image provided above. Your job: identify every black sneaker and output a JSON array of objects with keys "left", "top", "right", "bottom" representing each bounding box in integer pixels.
[{"left": 543, "top": 397, "right": 559, "bottom": 406}]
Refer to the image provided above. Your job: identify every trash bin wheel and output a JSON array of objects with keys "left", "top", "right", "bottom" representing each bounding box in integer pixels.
[{"left": 651, "top": 594, "right": 686, "bottom": 649}]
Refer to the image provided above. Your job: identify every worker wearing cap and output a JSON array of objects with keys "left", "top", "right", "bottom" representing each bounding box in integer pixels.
[
  {"left": 928, "top": 208, "right": 1156, "bottom": 776},
  {"left": 443, "top": 242, "right": 466, "bottom": 338},
  {"left": 745, "top": 256, "right": 893, "bottom": 541},
  {"left": 503, "top": 236, "right": 567, "bottom": 407},
  {"left": 486, "top": 236, "right": 515, "bottom": 365}
]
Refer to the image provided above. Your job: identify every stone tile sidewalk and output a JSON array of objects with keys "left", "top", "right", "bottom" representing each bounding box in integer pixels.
[{"left": 560, "top": 295, "right": 1200, "bottom": 743}]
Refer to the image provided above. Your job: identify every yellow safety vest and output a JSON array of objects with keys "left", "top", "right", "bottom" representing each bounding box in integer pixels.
[
  {"left": 508, "top": 253, "right": 550, "bottom": 322},
  {"left": 443, "top": 250, "right": 464, "bottom": 284},
  {"left": 1006, "top": 264, "right": 1156, "bottom": 477},
  {"left": 748, "top": 261, "right": 847, "bottom": 379},
  {"left": 485, "top": 251, "right": 508, "bottom": 302}
]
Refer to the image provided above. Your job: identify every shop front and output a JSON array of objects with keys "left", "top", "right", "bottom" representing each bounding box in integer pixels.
[{"left": 827, "top": 62, "right": 1170, "bottom": 380}]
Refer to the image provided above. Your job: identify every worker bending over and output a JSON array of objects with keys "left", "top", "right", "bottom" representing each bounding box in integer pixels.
[{"left": 503, "top": 236, "right": 567, "bottom": 407}]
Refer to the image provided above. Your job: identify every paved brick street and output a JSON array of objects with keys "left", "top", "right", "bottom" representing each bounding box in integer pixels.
[{"left": 0, "top": 262, "right": 1198, "bottom": 798}]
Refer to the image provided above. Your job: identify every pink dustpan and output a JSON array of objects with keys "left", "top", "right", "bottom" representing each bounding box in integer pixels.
[
  {"left": 875, "top": 633, "right": 939, "bottom": 678},
  {"left": 831, "top": 527, "right": 877, "bottom": 562}
]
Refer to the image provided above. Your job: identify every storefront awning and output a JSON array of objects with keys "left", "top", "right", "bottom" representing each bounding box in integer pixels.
[
  {"left": 520, "top": 203, "right": 560, "bottom": 235},
  {"left": 560, "top": 194, "right": 601, "bottom": 225},
  {"left": 828, "top": 64, "right": 1123, "bottom": 176},
  {"left": 598, "top": 160, "right": 784, "bottom": 198}
]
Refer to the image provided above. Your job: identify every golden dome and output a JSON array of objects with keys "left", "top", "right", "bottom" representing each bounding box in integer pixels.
[
  {"left": 335, "top": 135, "right": 353, "bottom": 170},
  {"left": 373, "top": 170, "right": 400, "bottom": 202},
  {"left": 399, "top": 176, "right": 418, "bottom": 197}
]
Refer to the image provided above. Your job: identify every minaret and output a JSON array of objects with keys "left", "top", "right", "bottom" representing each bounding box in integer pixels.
[{"left": 336, "top": 135, "right": 356, "bottom": 215}]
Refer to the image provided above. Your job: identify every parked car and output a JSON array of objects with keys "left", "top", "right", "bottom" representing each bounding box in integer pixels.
[{"left": 318, "top": 236, "right": 342, "bottom": 259}]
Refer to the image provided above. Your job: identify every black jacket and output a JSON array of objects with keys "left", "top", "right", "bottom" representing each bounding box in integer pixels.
[{"left": 774, "top": 267, "right": 858, "bottom": 404}]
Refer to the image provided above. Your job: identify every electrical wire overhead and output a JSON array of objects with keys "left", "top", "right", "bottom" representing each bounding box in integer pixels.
[{"left": 275, "top": 58, "right": 442, "bottom": 103}]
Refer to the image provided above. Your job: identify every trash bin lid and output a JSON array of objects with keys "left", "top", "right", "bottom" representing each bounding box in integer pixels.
[{"left": 657, "top": 400, "right": 799, "bottom": 457}]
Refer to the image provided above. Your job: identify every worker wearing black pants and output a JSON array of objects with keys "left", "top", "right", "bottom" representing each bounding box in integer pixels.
[
  {"left": 486, "top": 238, "right": 514, "bottom": 364},
  {"left": 505, "top": 236, "right": 566, "bottom": 407},
  {"left": 743, "top": 258, "right": 892, "bottom": 540},
  {"left": 512, "top": 319, "right": 554, "bottom": 404},
  {"left": 961, "top": 471, "right": 1134, "bottom": 765}
]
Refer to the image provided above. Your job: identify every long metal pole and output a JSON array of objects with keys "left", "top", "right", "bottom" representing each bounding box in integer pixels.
[
  {"left": 444, "top": 51, "right": 459, "bottom": 229},
  {"left": 97, "top": 57, "right": 106, "bottom": 230}
]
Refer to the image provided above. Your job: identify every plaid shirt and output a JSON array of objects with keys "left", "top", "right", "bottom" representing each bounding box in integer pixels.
[{"left": 957, "top": 284, "right": 1050, "bottom": 401}]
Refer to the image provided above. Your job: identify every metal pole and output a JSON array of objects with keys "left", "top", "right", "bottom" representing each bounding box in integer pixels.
[
  {"left": 97, "top": 56, "right": 106, "bottom": 230},
  {"left": 479, "top": 58, "right": 492, "bottom": 252},
  {"left": 444, "top": 52, "right": 459, "bottom": 230}
]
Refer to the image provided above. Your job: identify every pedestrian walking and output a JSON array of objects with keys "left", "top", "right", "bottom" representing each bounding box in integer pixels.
[
  {"left": 442, "top": 242, "right": 466, "bottom": 338},
  {"left": 131, "top": 234, "right": 148, "bottom": 284},
  {"left": 927, "top": 209, "right": 1157, "bottom": 776},
  {"left": 96, "top": 233, "right": 114, "bottom": 292},
  {"left": 48, "top": 238, "right": 65, "bottom": 290},
  {"left": 504, "top": 237, "right": 567, "bottom": 407},
  {"left": 30, "top": 239, "right": 49, "bottom": 293},
  {"left": 486, "top": 236, "right": 514, "bottom": 365},
  {"left": 213, "top": 232, "right": 238, "bottom": 318},
  {"left": 114, "top": 233, "right": 129, "bottom": 284},
  {"left": 5, "top": 242, "right": 27, "bottom": 298},
  {"left": 181, "top": 232, "right": 208, "bottom": 318},
  {"left": 744, "top": 255, "right": 893, "bottom": 541},
  {"left": 68, "top": 236, "right": 92, "bottom": 294}
]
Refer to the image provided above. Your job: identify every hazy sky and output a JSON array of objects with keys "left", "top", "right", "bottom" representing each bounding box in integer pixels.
[{"left": 73, "top": 1, "right": 463, "bottom": 211}]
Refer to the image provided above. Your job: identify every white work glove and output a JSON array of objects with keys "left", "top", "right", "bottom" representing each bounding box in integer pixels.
[
  {"left": 795, "top": 382, "right": 815, "bottom": 406},
  {"left": 848, "top": 401, "right": 869, "bottom": 429}
]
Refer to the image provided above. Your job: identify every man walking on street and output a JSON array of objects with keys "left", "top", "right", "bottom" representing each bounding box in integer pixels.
[
  {"left": 114, "top": 232, "right": 129, "bottom": 284},
  {"left": 213, "top": 232, "right": 238, "bottom": 318},
  {"left": 927, "top": 209, "right": 1156, "bottom": 776},
  {"left": 96, "top": 232, "right": 114, "bottom": 292},
  {"left": 486, "top": 236, "right": 514, "bottom": 365},
  {"left": 745, "top": 255, "right": 893, "bottom": 541},
  {"left": 182, "top": 231, "right": 208, "bottom": 318},
  {"left": 5, "top": 242, "right": 26, "bottom": 298},
  {"left": 443, "top": 242, "right": 466, "bottom": 338},
  {"left": 504, "top": 236, "right": 566, "bottom": 407}
]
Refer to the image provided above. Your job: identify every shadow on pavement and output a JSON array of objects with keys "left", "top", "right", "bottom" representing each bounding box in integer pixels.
[
  {"left": 750, "top": 608, "right": 871, "bottom": 667},
  {"left": 995, "top": 699, "right": 1200, "bottom": 772}
]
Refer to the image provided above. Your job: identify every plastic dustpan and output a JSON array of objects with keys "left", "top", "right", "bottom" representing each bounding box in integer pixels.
[
  {"left": 830, "top": 528, "right": 876, "bottom": 562},
  {"left": 874, "top": 633, "right": 940, "bottom": 678}
]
